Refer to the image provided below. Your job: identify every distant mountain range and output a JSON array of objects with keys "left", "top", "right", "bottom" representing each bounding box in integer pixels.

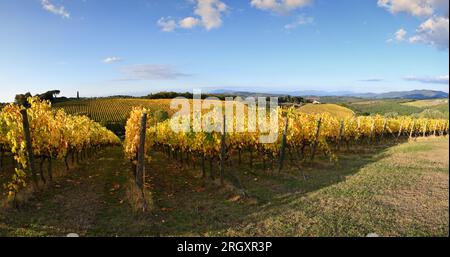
[
  {"left": 348, "top": 90, "right": 449, "bottom": 99},
  {"left": 207, "top": 89, "right": 449, "bottom": 100}
]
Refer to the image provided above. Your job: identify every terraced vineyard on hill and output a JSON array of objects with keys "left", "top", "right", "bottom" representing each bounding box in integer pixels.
[
  {"left": 334, "top": 98, "right": 449, "bottom": 118},
  {"left": 401, "top": 98, "right": 449, "bottom": 108},
  {"left": 54, "top": 98, "right": 175, "bottom": 123}
]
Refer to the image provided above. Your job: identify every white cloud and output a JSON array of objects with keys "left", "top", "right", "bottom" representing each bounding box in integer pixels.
[
  {"left": 195, "top": 0, "right": 228, "bottom": 30},
  {"left": 251, "top": 0, "right": 312, "bottom": 14},
  {"left": 409, "top": 16, "right": 449, "bottom": 49},
  {"left": 387, "top": 28, "right": 407, "bottom": 43},
  {"left": 379, "top": 0, "right": 449, "bottom": 49},
  {"left": 377, "top": 0, "right": 448, "bottom": 17},
  {"left": 119, "top": 64, "right": 190, "bottom": 80},
  {"left": 395, "top": 28, "right": 407, "bottom": 41},
  {"left": 377, "top": 0, "right": 434, "bottom": 17},
  {"left": 284, "top": 15, "right": 314, "bottom": 29},
  {"left": 393, "top": 28, "right": 407, "bottom": 41},
  {"left": 157, "top": 17, "right": 178, "bottom": 32},
  {"left": 41, "top": 0, "right": 70, "bottom": 19},
  {"left": 179, "top": 17, "right": 201, "bottom": 29},
  {"left": 103, "top": 57, "right": 123, "bottom": 64},
  {"left": 157, "top": 0, "right": 227, "bottom": 32},
  {"left": 404, "top": 74, "right": 449, "bottom": 84}
]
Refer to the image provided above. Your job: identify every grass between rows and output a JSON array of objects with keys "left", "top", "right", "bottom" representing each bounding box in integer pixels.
[{"left": 0, "top": 137, "right": 448, "bottom": 236}]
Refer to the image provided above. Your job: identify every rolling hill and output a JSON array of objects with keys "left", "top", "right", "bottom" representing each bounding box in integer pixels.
[
  {"left": 351, "top": 90, "right": 449, "bottom": 99},
  {"left": 208, "top": 89, "right": 448, "bottom": 100},
  {"left": 298, "top": 104, "right": 355, "bottom": 118}
]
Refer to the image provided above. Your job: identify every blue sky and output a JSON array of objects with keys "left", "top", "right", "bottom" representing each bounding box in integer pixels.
[{"left": 0, "top": 0, "right": 448, "bottom": 102}]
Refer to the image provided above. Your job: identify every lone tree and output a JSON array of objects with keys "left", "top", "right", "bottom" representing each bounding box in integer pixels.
[
  {"left": 15, "top": 90, "right": 61, "bottom": 107},
  {"left": 37, "top": 90, "right": 60, "bottom": 102}
]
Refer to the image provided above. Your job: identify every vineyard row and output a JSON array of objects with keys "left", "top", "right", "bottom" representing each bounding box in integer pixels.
[
  {"left": 0, "top": 97, "right": 120, "bottom": 201},
  {"left": 124, "top": 107, "right": 449, "bottom": 187}
]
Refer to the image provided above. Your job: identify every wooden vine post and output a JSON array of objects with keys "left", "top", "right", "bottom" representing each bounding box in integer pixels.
[
  {"left": 337, "top": 120, "right": 344, "bottom": 151},
  {"left": 20, "top": 109, "right": 38, "bottom": 189},
  {"left": 433, "top": 122, "right": 438, "bottom": 136},
  {"left": 423, "top": 123, "right": 427, "bottom": 138},
  {"left": 136, "top": 113, "right": 147, "bottom": 192},
  {"left": 369, "top": 119, "right": 375, "bottom": 144},
  {"left": 409, "top": 120, "right": 416, "bottom": 139},
  {"left": 380, "top": 119, "right": 387, "bottom": 142},
  {"left": 310, "top": 117, "right": 322, "bottom": 161},
  {"left": 397, "top": 121, "right": 404, "bottom": 139},
  {"left": 278, "top": 116, "right": 289, "bottom": 173},
  {"left": 220, "top": 115, "right": 226, "bottom": 186}
]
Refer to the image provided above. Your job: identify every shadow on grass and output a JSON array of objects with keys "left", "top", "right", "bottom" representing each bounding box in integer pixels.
[
  {"left": 0, "top": 136, "right": 429, "bottom": 236},
  {"left": 145, "top": 137, "right": 410, "bottom": 236}
]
